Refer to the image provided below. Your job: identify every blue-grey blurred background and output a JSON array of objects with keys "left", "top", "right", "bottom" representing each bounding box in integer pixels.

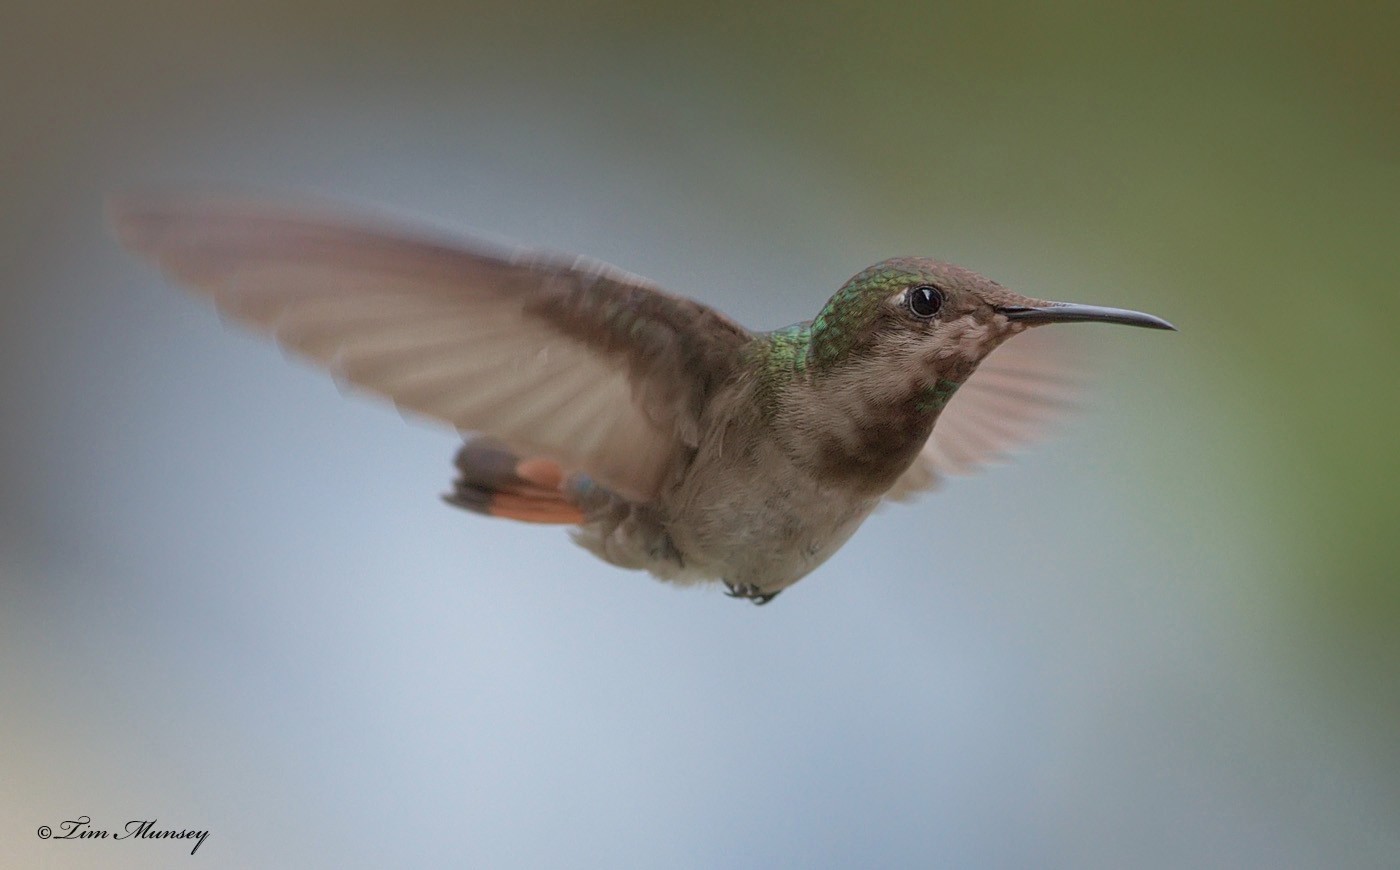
[{"left": 2, "top": 3, "right": 1397, "bottom": 868}]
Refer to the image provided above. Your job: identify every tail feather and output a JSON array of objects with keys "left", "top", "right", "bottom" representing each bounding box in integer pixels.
[{"left": 444, "top": 438, "right": 585, "bottom": 525}]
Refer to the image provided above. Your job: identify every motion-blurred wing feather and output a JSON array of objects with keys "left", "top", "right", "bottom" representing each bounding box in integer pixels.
[{"left": 110, "top": 195, "right": 753, "bottom": 501}]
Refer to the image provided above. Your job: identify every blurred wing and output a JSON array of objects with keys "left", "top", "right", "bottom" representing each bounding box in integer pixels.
[
  {"left": 110, "top": 194, "right": 753, "bottom": 502},
  {"left": 884, "top": 328, "right": 1082, "bottom": 501}
]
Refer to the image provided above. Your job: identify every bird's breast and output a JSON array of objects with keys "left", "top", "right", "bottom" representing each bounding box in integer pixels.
[
  {"left": 662, "top": 432, "right": 881, "bottom": 591},
  {"left": 784, "top": 371, "right": 947, "bottom": 498}
]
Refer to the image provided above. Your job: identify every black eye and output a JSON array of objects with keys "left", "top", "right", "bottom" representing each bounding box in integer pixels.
[{"left": 908, "top": 285, "right": 943, "bottom": 318}]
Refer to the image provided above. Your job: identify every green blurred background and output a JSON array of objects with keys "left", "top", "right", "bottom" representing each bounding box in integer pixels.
[{"left": 2, "top": 2, "right": 1397, "bottom": 867}]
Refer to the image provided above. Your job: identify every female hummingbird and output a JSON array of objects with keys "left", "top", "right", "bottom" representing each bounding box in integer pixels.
[{"left": 111, "top": 195, "right": 1173, "bottom": 604}]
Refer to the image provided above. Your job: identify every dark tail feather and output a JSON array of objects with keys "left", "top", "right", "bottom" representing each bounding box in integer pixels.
[{"left": 443, "top": 438, "right": 585, "bottom": 525}]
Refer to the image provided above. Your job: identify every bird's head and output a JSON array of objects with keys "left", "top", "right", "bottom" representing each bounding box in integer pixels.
[{"left": 808, "top": 257, "right": 1174, "bottom": 385}]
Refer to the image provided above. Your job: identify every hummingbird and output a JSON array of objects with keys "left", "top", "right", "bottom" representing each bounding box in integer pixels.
[{"left": 110, "top": 194, "right": 1174, "bottom": 605}]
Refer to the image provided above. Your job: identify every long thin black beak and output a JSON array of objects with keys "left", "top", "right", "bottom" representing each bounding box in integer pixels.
[{"left": 998, "top": 302, "right": 1176, "bottom": 331}]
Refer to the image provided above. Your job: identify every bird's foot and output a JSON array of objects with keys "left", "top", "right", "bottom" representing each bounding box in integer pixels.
[{"left": 723, "top": 582, "right": 780, "bottom": 606}]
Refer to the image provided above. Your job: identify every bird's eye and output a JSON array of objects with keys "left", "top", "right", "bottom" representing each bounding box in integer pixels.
[{"left": 908, "top": 285, "right": 943, "bottom": 318}]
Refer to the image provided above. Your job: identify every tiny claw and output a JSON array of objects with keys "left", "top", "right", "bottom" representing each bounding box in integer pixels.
[{"left": 724, "top": 582, "right": 781, "bottom": 606}]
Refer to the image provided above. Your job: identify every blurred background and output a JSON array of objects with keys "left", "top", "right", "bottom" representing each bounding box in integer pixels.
[{"left": 2, "top": 2, "right": 1397, "bottom": 867}]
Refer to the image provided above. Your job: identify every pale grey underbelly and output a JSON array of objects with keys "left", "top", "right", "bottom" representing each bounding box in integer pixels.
[{"left": 572, "top": 447, "right": 878, "bottom": 593}]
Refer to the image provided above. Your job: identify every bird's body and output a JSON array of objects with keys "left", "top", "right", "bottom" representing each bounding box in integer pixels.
[
  {"left": 112, "top": 195, "right": 1173, "bottom": 603},
  {"left": 570, "top": 352, "right": 882, "bottom": 595}
]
